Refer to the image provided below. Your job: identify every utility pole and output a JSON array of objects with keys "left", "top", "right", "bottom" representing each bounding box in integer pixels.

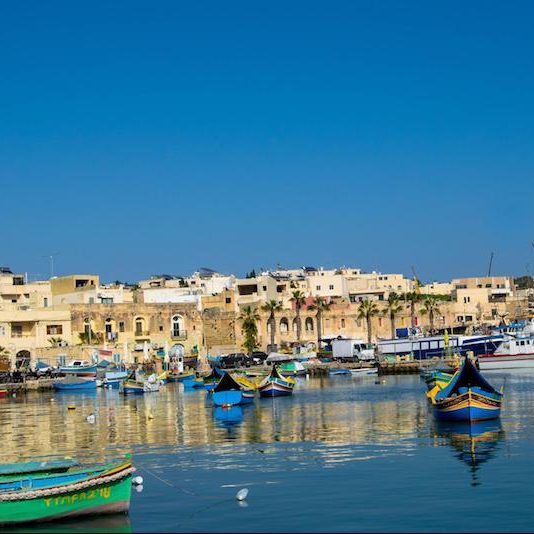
[{"left": 43, "top": 252, "right": 60, "bottom": 279}]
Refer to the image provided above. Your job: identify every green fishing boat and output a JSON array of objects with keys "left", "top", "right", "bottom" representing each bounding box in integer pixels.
[
  {"left": 0, "top": 459, "right": 79, "bottom": 478},
  {"left": 0, "top": 457, "right": 134, "bottom": 526}
]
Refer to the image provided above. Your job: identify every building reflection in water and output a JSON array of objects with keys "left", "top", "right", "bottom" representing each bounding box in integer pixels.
[
  {"left": 432, "top": 420, "right": 505, "bottom": 487},
  {"left": 0, "top": 378, "right": 429, "bottom": 464}
]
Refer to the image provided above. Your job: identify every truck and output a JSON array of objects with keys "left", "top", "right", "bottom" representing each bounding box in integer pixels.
[{"left": 331, "top": 338, "right": 376, "bottom": 362}]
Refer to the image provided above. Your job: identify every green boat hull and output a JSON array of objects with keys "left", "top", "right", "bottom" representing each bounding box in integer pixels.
[{"left": 0, "top": 471, "right": 132, "bottom": 526}]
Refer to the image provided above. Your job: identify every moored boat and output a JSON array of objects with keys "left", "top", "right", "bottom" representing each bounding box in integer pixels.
[
  {"left": 428, "top": 357, "right": 503, "bottom": 422},
  {"left": 211, "top": 372, "right": 255, "bottom": 407},
  {"left": 0, "top": 459, "right": 80, "bottom": 478},
  {"left": 258, "top": 365, "right": 295, "bottom": 398},
  {"left": 278, "top": 361, "right": 307, "bottom": 377},
  {"left": 53, "top": 377, "right": 97, "bottom": 391},
  {"left": 0, "top": 457, "right": 134, "bottom": 526},
  {"left": 478, "top": 335, "right": 534, "bottom": 370},
  {"left": 58, "top": 360, "right": 97, "bottom": 377}
]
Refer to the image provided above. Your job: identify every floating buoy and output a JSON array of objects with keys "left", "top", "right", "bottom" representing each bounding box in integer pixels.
[
  {"left": 134, "top": 484, "right": 144, "bottom": 493},
  {"left": 132, "top": 476, "right": 143, "bottom": 485},
  {"left": 86, "top": 414, "right": 95, "bottom": 424},
  {"left": 67, "top": 405, "right": 76, "bottom": 410},
  {"left": 236, "top": 488, "right": 249, "bottom": 501}
]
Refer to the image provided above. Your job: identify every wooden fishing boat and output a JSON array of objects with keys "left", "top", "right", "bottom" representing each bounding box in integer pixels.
[
  {"left": 428, "top": 357, "right": 503, "bottom": 422},
  {"left": 53, "top": 377, "right": 97, "bottom": 391},
  {"left": 0, "top": 457, "right": 134, "bottom": 526},
  {"left": 59, "top": 360, "right": 97, "bottom": 377},
  {"left": 278, "top": 361, "right": 307, "bottom": 377},
  {"left": 0, "top": 461, "right": 126, "bottom": 492},
  {"left": 168, "top": 371, "right": 195, "bottom": 383},
  {"left": 0, "top": 459, "right": 79, "bottom": 478},
  {"left": 258, "top": 365, "right": 295, "bottom": 398},
  {"left": 202, "top": 368, "right": 224, "bottom": 391},
  {"left": 211, "top": 372, "right": 255, "bottom": 407}
]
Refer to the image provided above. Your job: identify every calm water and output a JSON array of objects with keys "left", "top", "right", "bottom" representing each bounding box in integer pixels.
[{"left": 2, "top": 370, "right": 534, "bottom": 532}]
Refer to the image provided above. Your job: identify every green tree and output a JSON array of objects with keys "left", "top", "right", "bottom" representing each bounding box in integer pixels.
[
  {"left": 261, "top": 300, "right": 283, "bottom": 350},
  {"left": 48, "top": 337, "right": 65, "bottom": 347},
  {"left": 421, "top": 295, "right": 441, "bottom": 334},
  {"left": 78, "top": 331, "right": 103, "bottom": 345},
  {"left": 383, "top": 292, "right": 402, "bottom": 338},
  {"left": 238, "top": 306, "right": 260, "bottom": 353},
  {"left": 290, "top": 290, "right": 306, "bottom": 342},
  {"left": 307, "top": 297, "right": 331, "bottom": 350},
  {"left": 357, "top": 299, "right": 380, "bottom": 344},
  {"left": 245, "top": 269, "right": 257, "bottom": 279},
  {"left": 404, "top": 292, "right": 422, "bottom": 328}
]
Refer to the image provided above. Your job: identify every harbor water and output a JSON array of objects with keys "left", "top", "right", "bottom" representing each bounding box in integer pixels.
[{"left": 2, "top": 370, "right": 534, "bottom": 532}]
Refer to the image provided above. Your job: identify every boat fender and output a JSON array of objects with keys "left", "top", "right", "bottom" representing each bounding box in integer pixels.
[
  {"left": 134, "top": 484, "right": 144, "bottom": 493},
  {"left": 236, "top": 488, "right": 249, "bottom": 501},
  {"left": 132, "top": 476, "right": 144, "bottom": 485}
]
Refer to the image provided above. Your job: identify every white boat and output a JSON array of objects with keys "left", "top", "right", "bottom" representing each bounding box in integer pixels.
[
  {"left": 478, "top": 335, "right": 534, "bottom": 370},
  {"left": 350, "top": 368, "right": 378, "bottom": 375}
]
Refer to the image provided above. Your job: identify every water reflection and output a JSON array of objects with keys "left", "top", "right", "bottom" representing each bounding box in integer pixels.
[
  {"left": 0, "top": 513, "right": 132, "bottom": 533},
  {"left": 433, "top": 420, "right": 505, "bottom": 487}
]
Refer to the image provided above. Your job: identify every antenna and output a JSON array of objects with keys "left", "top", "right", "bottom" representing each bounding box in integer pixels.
[
  {"left": 42, "top": 252, "right": 60, "bottom": 278},
  {"left": 487, "top": 252, "right": 494, "bottom": 278}
]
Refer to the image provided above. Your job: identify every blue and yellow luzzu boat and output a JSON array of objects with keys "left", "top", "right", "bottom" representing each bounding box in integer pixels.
[
  {"left": 211, "top": 372, "right": 256, "bottom": 407},
  {"left": 428, "top": 358, "right": 503, "bottom": 422},
  {"left": 258, "top": 365, "right": 295, "bottom": 398}
]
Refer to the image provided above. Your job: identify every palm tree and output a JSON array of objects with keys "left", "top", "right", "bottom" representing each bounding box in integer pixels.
[
  {"left": 307, "top": 297, "right": 331, "bottom": 350},
  {"left": 48, "top": 337, "right": 64, "bottom": 348},
  {"left": 261, "top": 300, "right": 283, "bottom": 351},
  {"left": 383, "top": 292, "right": 402, "bottom": 338},
  {"left": 238, "top": 305, "right": 260, "bottom": 353},
  {"left": 404, "top": 292, "right": 422, "bottom": 329},
  {"left": 290, "top": 290, "right": 306, "bottom": 342},
  {"left": 421, "top": 295, "right": 441, "bottom": 334},
  {"left": 357, "top": 299, "right": 380, "bottom": 344}
]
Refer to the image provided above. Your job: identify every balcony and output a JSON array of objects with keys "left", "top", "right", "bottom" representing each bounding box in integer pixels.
[
  {"left": 170, "top": 330, "right": 187, "bottom": 340},
  {"left": 134, "top": 330, "right": 150, "bottom": 338}
]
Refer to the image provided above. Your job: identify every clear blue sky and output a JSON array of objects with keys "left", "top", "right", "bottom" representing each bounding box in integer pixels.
[{"left": 1, "top": 1, "right": 533, "bottom": 283}]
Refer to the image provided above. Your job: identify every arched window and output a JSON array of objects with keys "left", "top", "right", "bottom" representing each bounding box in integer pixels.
[
  {"left": 171, "top": 315, "right": 184, "bottom": 337},
  {"left": 292, "top": 318, "right": 299, "bottom": 334},
  {"left": 305, "top": 318, "right": 314, "bottom": 332},
  {"left": 280, "top": 318, "right": 289, "bottom": 335},
  {"left": 83, "top": 317, "right": 91, "bottom": 336}
]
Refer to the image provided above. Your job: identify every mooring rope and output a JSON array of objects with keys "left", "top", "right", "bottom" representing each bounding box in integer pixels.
[{"left": 0, "top": 467, "right": 136, "bottom": 501}]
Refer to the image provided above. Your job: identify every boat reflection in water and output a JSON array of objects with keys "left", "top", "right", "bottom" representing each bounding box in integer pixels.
[
  {"left": 0, "top": 513, "right": 132, "bottom": 533},
  {"left": 213, "top": 405, "right": 244, "bottom": 426},
  {"left": 434, "top": 419, "right": 505, "bottom": 486}
]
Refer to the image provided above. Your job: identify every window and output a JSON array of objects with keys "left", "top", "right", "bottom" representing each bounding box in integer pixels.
[
  {"left": 119, "top": 321, "right": 125, "bottom": 332},
  {"left": 305, "top": 318, "right": 314, "bottom": 332},
  {"left": 465, "top": 315, "right": 473, "bottom": 322},
  {"left": 13, "top": 277, "right": 24, "bottom": 285},
  {"left": 0, "top": 325, "right": 5, "bottom": 336},
  {"left": 316, "top": 285, "right": 321, "bottom": 290},
  {"left": 463, "top": 297, "right": 470, "bottom": 303},
  {"left": 88, "top": 297, "right": 95, "bottom": 304},
  {"left": 225, "top": 297, "right": 232, "bottom": 304},
  {"left": 43, "top": 297, "right": 48, "bottom": 307},
  {"left": 262, "top": 286, "right": 267, "bottom": 291},
  {"left": 280, "top": 318, "right": 289, "bottom": 334},
  {"left": 12, "top": 325, "right": 22, "bottom": 337},
  {"left": 341, "top": 318, "right": 345, "bottom": 328},
  {"left": 329, "top": 285, "right": 334, "bottom": 290},
  {"left": 100, "top": 297, "right": 113, "bottom": 304},
  {"left": 46, "top": 325, "right": 63, "bottom": 335},
  {"left": 171, "top": 315, "right": 184, "bottom": 337}
]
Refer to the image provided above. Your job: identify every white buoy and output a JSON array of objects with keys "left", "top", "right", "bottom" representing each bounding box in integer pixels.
[
  {"left": 132, "top": 476, "right": 144, "bottom": 485},
  {"left": 236, "top": 488, "right": 249, "bottom": 501},
  {"left": 134, "top": 484, "right": 144, "bottom": 493},
  {"left": 86, "top": 414, "right": 95, "bottom": 424}
]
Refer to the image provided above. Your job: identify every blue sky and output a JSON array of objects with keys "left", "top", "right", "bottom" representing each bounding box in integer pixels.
[{"left": 1, "top": 1, "right": 533, "bottom": 283}]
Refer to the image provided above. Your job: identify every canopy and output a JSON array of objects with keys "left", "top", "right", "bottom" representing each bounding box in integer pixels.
[
  {"left": 213, "top": 372, "right": 242, "bottom": 392},
  {"left": 97, "top": 359, "right": 112, "bottom": 368},
  {"left": 35, "top": 360, "right": 51, "bottom": 370},
  {"left": 435, "top": 358, "right": 499, "bottom": 400},
  {"left": 266, "top": 353, "right": 295, "bottom": 363}
]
